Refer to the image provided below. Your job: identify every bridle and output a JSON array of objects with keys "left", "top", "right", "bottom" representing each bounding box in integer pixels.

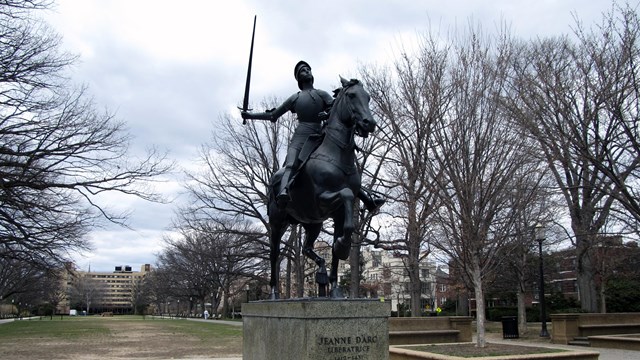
[{"left": 324, "top": 81, "right": 360, "bottom": 150}]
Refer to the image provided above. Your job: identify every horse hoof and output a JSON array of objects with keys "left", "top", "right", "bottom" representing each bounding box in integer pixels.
[
  {"left": 330, "top": 287, "right": 344, "bottom": 299},
  {"left": 367, "top": 197, "right": 385, "bottom": 212}
]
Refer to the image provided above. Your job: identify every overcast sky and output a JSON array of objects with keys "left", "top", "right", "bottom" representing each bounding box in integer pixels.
[{"left": 41, "top": 0, "right": 622, "bottom": 272}]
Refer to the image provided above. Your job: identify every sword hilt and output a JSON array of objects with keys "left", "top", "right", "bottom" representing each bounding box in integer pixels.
[{"left": 238, "top": 106, "right": 252, "bottom": 125}]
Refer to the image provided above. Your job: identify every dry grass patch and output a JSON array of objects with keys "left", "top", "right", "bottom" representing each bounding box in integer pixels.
[{"left": 0, "top": 316, "right": 242, "bottom": 359}]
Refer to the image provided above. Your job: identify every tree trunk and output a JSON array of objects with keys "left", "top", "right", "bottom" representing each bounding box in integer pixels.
[
  {"left": 576, "top": 235, "right": 598, "bottom": 312},
  {"left": 407, "top": 213, "right": 422, "bottom": 316},
  {"left": 350, "top": 202, "right": 365, "bottom": 299},
  {"left": 410, "top": 262, "right": 421, "bottom": 316},
  {"left": 349, "top": 243, "right": 361, "bottom": 298},
  {"left": 472, "top": 259, "right": 486, "bottom": 348},
  {"left": 517, "top": 290, "right": 527, "bottom": 335},
  {"left": 517, "top": 251, "right": 528, "bottom": 335},
  {"left": 222, "top": 288, "right": 230, "bottom": 318},
  {"left": 599, "top": 281, "right": 606, "bottom": 313},
  {"left": 406, "top": 241, "right": 422, "bottom": 317},
  {"left": 285, "top": 246, "right": 292, "bottom": 299}
]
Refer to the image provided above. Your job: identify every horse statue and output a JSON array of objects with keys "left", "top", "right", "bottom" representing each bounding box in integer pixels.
[{"left": 267, "top": 77, "right": 377, "bottom": 299}]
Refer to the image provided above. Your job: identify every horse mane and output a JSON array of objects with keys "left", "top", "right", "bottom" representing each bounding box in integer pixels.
[{"left": 332, "top": 78, "right": 360, "bottom": 98}]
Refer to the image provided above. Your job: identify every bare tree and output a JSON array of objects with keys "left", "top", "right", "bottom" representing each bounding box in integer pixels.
[
  {"left": 0, "top": 257, "right": 67, "bottom": 315},
  {"left": 130, "top": 276, "right": 152, "bottom": 315},
  {"left": 157, "top": 217, "right": 262, "bottom": 317},
  {"left": 145, "top": 267, "right": 173, "bottom": 315},
  {"left": 0, "top": 1, "right": 171, "bottom": 270},
  {"left": 569, "top": 4, "right": 640, "bottom": 226},
  {"left": 360, "top": 33, "right": 450, "bottom": 315},
  {"left": 183, "top": 105, "right": 294, "bottom": 284},
  {"left": 504, "top": 12, "right": 637, "bottom": 310},
  {"left": 499, "top": 176, "right": 559, "bottom": 335},
  {"left": 70, "top": 274, "right": 107, "bottom": 314},
  {"left": 424, "top": 24, "right": 542, "bottom": 347}
]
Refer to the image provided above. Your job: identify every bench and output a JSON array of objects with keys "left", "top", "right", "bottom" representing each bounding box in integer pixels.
[
  {"left": 579, "top": 323, "right": 640, "bottom": 337},
  {"left": 389, "top": 329, "right": 460, "bottom": 345},
  {"left": 552, "top": 313, "right": 640, "bottom": 344},
  {"left": 388, "top": 317, "right": 472, "bottom": 345}
]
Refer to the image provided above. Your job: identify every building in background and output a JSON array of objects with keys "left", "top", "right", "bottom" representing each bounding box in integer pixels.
[
  {"left": 58, "top": 264, "right": 152, "bottom": 315},
  {"left": 360, "top": 247, "right": 441, "bottom": 315}
]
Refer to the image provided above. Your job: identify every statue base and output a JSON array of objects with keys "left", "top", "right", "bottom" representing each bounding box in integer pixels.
[{"left": 242, "top": 298, "right": 390, "bottom": 360}]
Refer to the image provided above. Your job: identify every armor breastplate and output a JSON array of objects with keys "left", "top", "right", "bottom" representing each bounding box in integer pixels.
[{"left": 295, "top": 90, "right": 325, "bottom": 123}]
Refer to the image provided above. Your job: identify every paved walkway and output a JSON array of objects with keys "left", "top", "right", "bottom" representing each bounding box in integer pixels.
[{"left": 483, "top": 335, "right": 639, "bottom": 360}]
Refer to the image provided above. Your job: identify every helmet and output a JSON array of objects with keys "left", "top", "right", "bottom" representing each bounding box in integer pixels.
[
  {"left": 294, "top": 60, "right": 313, "bottom": 89},
  {"left": 294, "top": 60, "right": 311, "bottom": 81}
]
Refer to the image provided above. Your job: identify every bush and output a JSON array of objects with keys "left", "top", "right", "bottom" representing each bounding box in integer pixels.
[
  {"left": 486, "top": 307, "right": 518, "bottom": 321},
  {"left": 605, "top": 278, "right": 640, "bottom": 312}
]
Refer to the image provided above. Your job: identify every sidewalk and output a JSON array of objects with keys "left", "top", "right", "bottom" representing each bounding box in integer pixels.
[{"left": 483, "top": 333, "right": 639, "bottom": 360}]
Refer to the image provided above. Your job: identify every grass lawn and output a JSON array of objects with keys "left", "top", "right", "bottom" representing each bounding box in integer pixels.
[{"left": 0, "top": 316, "right": 242, "bottom": 359}]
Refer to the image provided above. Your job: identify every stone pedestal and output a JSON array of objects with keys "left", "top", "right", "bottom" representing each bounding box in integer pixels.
[{"left": 242, "top": 298, "right": 390, "bottom": 360}]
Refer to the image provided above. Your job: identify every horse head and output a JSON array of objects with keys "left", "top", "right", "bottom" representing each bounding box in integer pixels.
[{"left": 333, "top": 76, "right": 376, "bottom": 138}]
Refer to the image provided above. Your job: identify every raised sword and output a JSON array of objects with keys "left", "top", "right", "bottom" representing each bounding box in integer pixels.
[{"left": 239, "top": 15, "right": 257, "bottom": 125}]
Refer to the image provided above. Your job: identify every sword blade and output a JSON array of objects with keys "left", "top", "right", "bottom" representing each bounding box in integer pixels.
[{"left": 241, "top": 15, "right": 257, "bottom": 117}]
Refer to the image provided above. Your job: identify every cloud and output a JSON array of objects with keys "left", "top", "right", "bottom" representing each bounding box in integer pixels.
[{"left": 42, "top": 0, "right": 619, "bottom": 271}]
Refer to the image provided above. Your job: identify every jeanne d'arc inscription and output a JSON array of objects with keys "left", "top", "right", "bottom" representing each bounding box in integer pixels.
[{"left": 317, "top": 335, "right": 379, "bottom": 359}]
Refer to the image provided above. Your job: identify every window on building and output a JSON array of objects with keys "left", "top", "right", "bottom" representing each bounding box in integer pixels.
[
  {"left": 421, "top": 281, "right": 431, "bottom": 295},
  {"left": 372, "top": 253, "right": 382, "bottom": 268}
]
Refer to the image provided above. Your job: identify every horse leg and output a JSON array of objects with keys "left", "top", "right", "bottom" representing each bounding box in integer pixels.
[
  {"left": 358, "top": 188, "right": 385, "bottom": 213},
  {"left": 329, "top": 251, "right": 344, "bottom": 298},
  {"left": 269, "top": 220, "right": 289, "bottom": 300},
  {"left": 319, "top": 188, "right": 355, "bottom": 260},
  {"left": 301, "top": 223, "right": 330, "bottom": 297},
  {"left": 301, "top": 223, "right": 324, "bottom": 267}
]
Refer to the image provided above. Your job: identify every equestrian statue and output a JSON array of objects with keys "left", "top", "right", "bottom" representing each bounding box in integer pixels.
[{"left": 239, "top": 17, "right": 383, "bottom": 300}]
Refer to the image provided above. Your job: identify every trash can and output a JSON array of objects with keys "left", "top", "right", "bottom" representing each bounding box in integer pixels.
[{"left": 501, "top": 316, "right": 519, "bottom": 339}]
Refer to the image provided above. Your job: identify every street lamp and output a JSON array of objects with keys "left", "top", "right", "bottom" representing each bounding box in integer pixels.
[{"left": 535, "top": 225, "right": 550, "bottom": 338}]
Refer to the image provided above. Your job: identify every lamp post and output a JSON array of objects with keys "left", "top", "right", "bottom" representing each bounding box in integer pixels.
[{"left": 535, "top": 225, "right": 550, "bottom": 338}]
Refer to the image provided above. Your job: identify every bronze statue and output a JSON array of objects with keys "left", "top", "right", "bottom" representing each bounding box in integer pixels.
[
  {"left": 246, "top": 75, "right": 381, "bottom": 298},
  {"left": 238, "top": 21, "right": 383, "bottom": 299},
  {"left": 241, "top": 61, "right": 334, "bottom": 207},
  {"left": 241, "top": 61, "right": 384, "bottom": 211}
]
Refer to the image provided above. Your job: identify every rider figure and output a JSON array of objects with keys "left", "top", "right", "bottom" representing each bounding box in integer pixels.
[{"left": 241, "top": 61, "right": 384, "bottom": 212}]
